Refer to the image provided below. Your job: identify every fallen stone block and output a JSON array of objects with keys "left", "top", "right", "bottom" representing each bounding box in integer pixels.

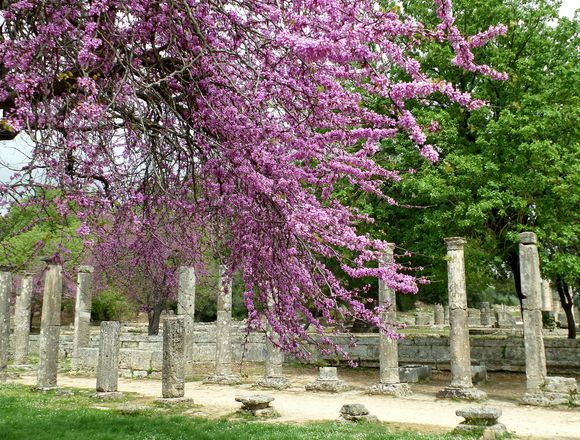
[
  {"left": 454, "top": 406, "right": 507, "bottom": 439},
  {"left": 338, "top": 404, "right": 378, "bottom": 423},
  {"left": 235, "top": 394, "right": 277, "bottom": 418}
]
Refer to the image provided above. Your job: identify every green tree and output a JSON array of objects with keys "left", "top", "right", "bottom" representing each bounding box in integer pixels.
[{"left": 359, "top": 0, "right": 578, "bottom": 334}]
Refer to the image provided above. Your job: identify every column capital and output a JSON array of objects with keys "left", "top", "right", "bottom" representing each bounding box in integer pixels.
[
  {"left": 519, "top": 232, "right": 538, "bottom": 245},
  {"left": 444, "top": 237, "right": 466, "bottom": 250}
]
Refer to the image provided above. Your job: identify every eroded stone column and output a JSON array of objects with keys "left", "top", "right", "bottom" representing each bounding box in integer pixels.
[
  {"left": 434, "top": 304, "right": 445, "bottom": 325},
  {"left": 13, "top": 271, "right": 34, "bottom": 365},
  {"left": 72, "top": 266, "right": 94, "bottom": 370},
  {"left": 0, "top": 266, "right": 13, "bottom": 382},
  {"left": 480, "top": 302, "right": 492, "bottom": 327},
  {"left": 162, "top": 316, "right": 185, "bottom": 398},
  {"left": 96, "top": 321, "right": 120, "bottom": 393},
  {"left": 177, "top": 266, "right": 195, "bottom": 366},
  {"left": 256, "top": 292, "right": 290, "bottom": 390},
  {"left": 36, "top": 261, "right": 63, "bottom": 390},
  {"left": 541, "top": 280, "right": 553, "bottom": 312},
  {"left": 437, "top": 238, "right": 485, "bottom": 400},
  {"left": 368, "top": 244, "right": 410, "bottom": 397},
  {"left": 519, "top": 232, "right": 547, "bottom": 393},
  {"left": 205, "top": 265, "right": 240, "bottom": 384}
]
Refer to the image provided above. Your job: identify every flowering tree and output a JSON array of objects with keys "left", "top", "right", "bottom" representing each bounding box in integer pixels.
[{"left": 0, "top": 0, "right": 505, "bottom": 359}]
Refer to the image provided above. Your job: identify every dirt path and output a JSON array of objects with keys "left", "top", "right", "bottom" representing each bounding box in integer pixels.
[{"left": 12, "top": 372, "right": 580, "bottom": 440}]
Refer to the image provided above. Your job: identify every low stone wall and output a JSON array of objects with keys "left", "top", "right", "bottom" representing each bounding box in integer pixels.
[{"left": 19, "top": 323, "right": 580, "bottom": 378}]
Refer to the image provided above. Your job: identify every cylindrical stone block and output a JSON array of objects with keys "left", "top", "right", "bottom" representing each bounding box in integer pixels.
[
  {"left": 378, "top": 244, "right": 400, "bottom": 384},
  {"left": 96, "top": 321, "right": 120, "bottom": 392},
  {"left": 519, "top": 232, "right": 547, "bottom": 392},
  {"left": 72, "top": 266, "right": 94, "bottom": 369},
  {"left": 444, "top": 237, "right": 473, "bottom": 389},
  {"left": 215, "top": 310, "right": 232, "bottom": 376},
  {"left": 0, "top": 268, "right": 13, "bottom": 382},
  {"left": 217, "top": 265, "right": 232, "bottom": 313},
  {"left": 541, "top": 280, "right": 553, "bottom": 312},
  {"left": 264, "top": 292, "right": 284, "bottom": 378},
  {"left": 434, "top": 304, "right": 444, "bottom": 325},
  {"left": 13, "top": 272, "right": 34, "bottom": 365},
  {"left": 37, "top": 263, "right": 63, "bottom": 389},
  {"left": 480, "top": 302, "right": 491, "bottom": 326},
  {"left": 444, "top": 305, "right": 450, "bottom": 324},
  {"left": 162, "top": 317, "right": 185, "bottom": 398},
  {"left": 177, "top": 266, "right": 195, "bottom": 364}
]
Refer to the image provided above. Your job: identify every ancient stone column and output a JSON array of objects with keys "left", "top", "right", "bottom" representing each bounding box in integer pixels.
[
  {"left": 205, "top": 265, "right": 240, "bottom": 384},
  {"left": 444, "top": 305, "right": 450, "bottom": 325},
  {"left": 256, "top": 292, "right": 290, "bottom": 389},
  {"left": 0, "top": 266, "right": 13, "bottom": 382},
  {"left": 177, "top": 266, "right": 195, "bottom": 365},
  {"left": 437, "top": 238, "right": 485, "bottom": 400},
  {"left": 162, "top": 317, "right": 185, "bottom": 398},
  {"left": 36, "top": 261, "right": 63, "bottom": 390},
  {"left": 480, "top": 302, "right": 492, "bottom": 327},
  {"left": 434, "top": 304, "right": 445, "bottom": 325},
  {"left": 72, "top": 265, "right": 94, "bottom": 370},
  {"left": 519, "top": 232, "right": 547, "bottom": 393},
  {"left": 368, "top": 244, "right": 410, "bottom": 396},
  {"left": 541, "top": 280, "right": 553, "bottom": 312},
  {"left": 13, "top": 271, "right": 34, "bottom": 365},
  {"left": 96, "top": 321, "right": 120, "bottom": 393}
]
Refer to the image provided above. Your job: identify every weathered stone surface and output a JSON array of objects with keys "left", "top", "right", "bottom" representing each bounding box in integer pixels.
[
  {"left": 495, "top": 310, "right": 516, "bottom": 328},
  {"left": 13, "top": 272, "right": 33, "bottom": 365},
  {"left": 255, "top": 376, "right": 291, "bottom": 390},
  {"left": 37, "top": 263, "right": 63, "bottom": 390},
  {"left": 480, "top": 302, "right": 492, "bottom": 327},
  {"left": 399, "top": 365, "right": 432, "bottom": 383},
  {"left": 96, "top": 321, "right": 120, "bottom": 393},
  {"left": 162, "top": 317, "right": 185, "bottom": 398},
  {"left": 455, "top": 423, "right": 507, "bottom": 440},
  {"left": 520, "top": 232, "right": 548, "bottom": 393},
  {"left": 437, "top": 386, "right": 487, "bottom": 401},
  {"left": 306, "top": 369, "right": 349, "bottom": 393},
  {"left": 456, "top": 406, "right": 502, "bottom": 424},
  {"left": 541, "top": 376, "right": 577, "bottom": 394},
  {"left": 338, "top": 404, "right": 378, "bottom": 423},
  {"left": 235, "top": 394, "right": 277, "bottom": 417},
  {"left": 0, "top": 268, "right": 12, "bottom": 382},
  {"left": 177, "top": 266, "right": 195, "bottom": 364},
  {"left": 468, "top": 308, "right": 481, "bottom": 327},
  {"left": 444, "top": 306, "right": 450, "bottom": 325},
  {"left": 204, "top": 374, "right": 242, "bottom": 385},
  {"left": 522, "top": 392, "right": 572, "bottom": 407},
  {"left": 340, "top": 403, "right": 369, "bottom": 416},
  {"left": 367, "top": 382, "right": 411, "bottom": 397},
  {"left": 414, "top": 313, "right": 433, "bottom": 326},
  {"left": 72, "top": 266, "right": 94, "bottom": 370},
  {"left": 434, "top": 304, "right": 445, "bottom": 325},
  {"left": 471, "top": 365, "right": 488, "bottom": 384}
]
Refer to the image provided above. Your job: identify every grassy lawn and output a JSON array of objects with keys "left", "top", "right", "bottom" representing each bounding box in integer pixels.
[{"left": 0, "top": 384, "right": 478, "bottom": 440}]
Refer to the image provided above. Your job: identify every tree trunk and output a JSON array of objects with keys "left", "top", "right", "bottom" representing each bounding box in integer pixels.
[
  {"left": 555, "top": 278, "right": 576, "bottom": 339},
  {"left": 148, "top": 302, "right": 163, "bottom": 335}
]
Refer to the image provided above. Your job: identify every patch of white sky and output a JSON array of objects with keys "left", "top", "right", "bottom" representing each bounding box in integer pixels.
[{"left": 0, "top": 0, "right": 577, "bottom": 184}]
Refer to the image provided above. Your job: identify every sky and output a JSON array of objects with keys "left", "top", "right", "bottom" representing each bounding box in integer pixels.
[{"left": 0, "top": 1, "right": 577, "bottom": 184}]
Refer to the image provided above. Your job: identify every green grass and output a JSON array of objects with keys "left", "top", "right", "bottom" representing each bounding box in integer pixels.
[{"left": 0, "top": 384, "right": 477, "bottom": 440}]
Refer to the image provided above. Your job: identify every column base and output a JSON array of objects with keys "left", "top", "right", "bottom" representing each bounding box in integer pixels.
[
  {"left": 154, "top": 397, "right": 195, "bottom": 406},
  {"left": 91, "top": 391, "right": 125, "bottom": 400},
  {"left": 454, "top": 423, "right": 507, "bottom": 439},
  {"left": 204, "top": 374, "right": 242, "bottom": 385},
  {"left": 523, "top": 376, "right": 578, "bottom": 407},
  {"left": 254, "top": 376, "right": 291, "bottom": 390},
  {"left": 305, "top": 379, "right": 349, "bottom": 393},
  {"left": 436, "top": 386, "right": 487, "bottom": 401},
  {"left": 367, "top": 382, "right": 412, "bottom": 397}
]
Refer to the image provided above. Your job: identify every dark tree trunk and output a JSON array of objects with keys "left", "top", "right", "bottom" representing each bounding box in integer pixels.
[
  {"left": 555, "top": 278, "right": 576, "bottom": 339},
  {"left": 148, "top": 302, "right": 163, "bottom": 335},
  {"left": 507, "top": 250, "right": 525, "bottom": 316}
]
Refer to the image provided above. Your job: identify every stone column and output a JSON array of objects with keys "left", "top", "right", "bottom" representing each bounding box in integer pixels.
[
  {"left": 444, "top": 305, "right": 450, "bottom": 325},
  {"left": 541, "top": 280, "right": 553, "bottom": 312},
  {"left": 256, "top": 292, "right": 290, "bottom": 390},
  {"left": 205, "top": 265, "right": 240, "bottom": 384},
  {"left": 368, "top": 244, "right": 410, "bottom": 397},
  {"left": 72, "top": 266, "right": 94, "bottom": 370},
  {"left": 480, "top": 302, "right": 492, "bottom": 327},
  {"left": 0, "top": 266, "right": 13, "bottom": 382},
  {"left": 434, "top": 304, "right": 444, "bottom": 325},
  {"left": 519, "top": 232, "right": 547, "bottom": 393},
  {"left": 36, "top": 261, "right": 63, "bottom": 390},
  {"left": 437, "top": 238, "right": 485, "bottom": 400},
  {"left": 177, "top": 266, "right": 195, "bottom": 366},
  {"left": 96, "top": 321, "right": 120, "bottom": 393},
  {"left": 162, "top": 317, "right": 185, "bottom": 398},
  {"left": 13, "top": 271, "right": 34, "bottom": 365}
]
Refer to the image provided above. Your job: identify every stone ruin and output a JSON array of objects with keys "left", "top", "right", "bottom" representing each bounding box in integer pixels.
[
  {"left": 235, "top": 394, "right": 277, "bottom": 418},
  {"left": 338, "top": 404, "right": 378, "bottom": 423},
  {"left": 454, "top": 406, "right": 507, "bottom": 439},
  {"left": 305, "top": 366, "right": 349, "bottom": 393}
]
